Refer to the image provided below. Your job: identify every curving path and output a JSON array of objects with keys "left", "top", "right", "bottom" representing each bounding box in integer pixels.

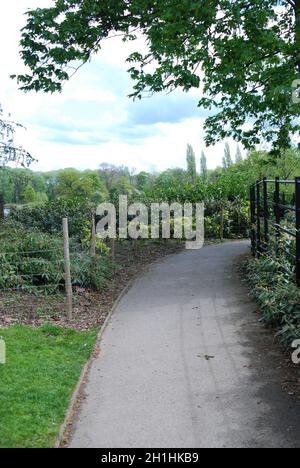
[{"left": 70, "top": 241, "right": 300, "bottom": 448}]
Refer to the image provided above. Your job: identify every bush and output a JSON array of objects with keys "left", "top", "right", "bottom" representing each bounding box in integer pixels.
[
  {"left": 0, "top": 221, "right": 65, "bottom": 293},
  {"left": 72, "top": 254, "right": 118, "bottom": 290},
  {"left": 9, "top": 198, "right": 92, "bottom": 241},
  {"left": 204, "top": 199, "right": 249, "bottom": 239},
  {"left": 242, "top": 253, "right": 300, "bottom": 348},
  {"left": 0, "top": 220, "right": 117, "bottom": 294}
]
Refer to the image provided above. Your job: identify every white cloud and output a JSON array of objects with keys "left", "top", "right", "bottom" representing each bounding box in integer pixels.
[{"left": 0, "top": 0, "right": 239, "bottom": 174}]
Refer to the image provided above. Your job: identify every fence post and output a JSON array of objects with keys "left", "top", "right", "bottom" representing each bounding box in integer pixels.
[
  {"left": 263, "top": 177, "right": 269, "bottom": 250},
  {"left": 111, "top": 238, "right": 116, "bottom": 260},
  {"left": 256, "top": 181, "right": 261, "bottom": 255},
  {"left": 220, "top": 204, "right": 224, "bottom": 241},
  {"left": 250, "top": 185, "right": 256, "bottom": 255},
  {"left": 63, "top": 217, "right": 73, "bottom": 320},
  {"left": 90, "top": 209, "right": 96, "bottom": 257},
  {"left": 275, "top": 176, "right": 280, "bottom": 249},
  {"left": 295, "top": 178, "right": 300, "bottom": 286}
]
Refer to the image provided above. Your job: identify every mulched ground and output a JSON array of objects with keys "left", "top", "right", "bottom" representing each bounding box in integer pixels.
[{"left": 0, "top": 240, "right": 184, "bottom": 330}]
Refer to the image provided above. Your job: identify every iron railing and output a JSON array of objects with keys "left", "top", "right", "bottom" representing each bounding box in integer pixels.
[{"left": 250, "top": 177, "right": 300, "bottom": 286}]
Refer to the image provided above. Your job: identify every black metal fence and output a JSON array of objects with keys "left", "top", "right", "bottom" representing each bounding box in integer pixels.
[{"left": 250, "top": 177, "right": 300, "bottom": 286}]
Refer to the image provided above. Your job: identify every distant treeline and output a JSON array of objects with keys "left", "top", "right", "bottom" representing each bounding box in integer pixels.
[{"left": 1, "top": 147, "right": 300, "bottom": 207}]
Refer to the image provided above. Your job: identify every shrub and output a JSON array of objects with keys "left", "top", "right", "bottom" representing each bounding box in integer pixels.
[
  {"left": 72, "top": 254, "right": 118, "bottom": 290},
  {"left": 242, "top": 253, "right": 300, "bottom": 348},
  {"left": 9, "top": 198, "right": 92, "bottom": 241},
  {"left": 0, "top": 220, "right": 117, "bottom": 294},
  {"left": 0, "top": 221, "right": 65, "bottom": 294},
  {"left": 204, "top": 200, "right": 249, "bottom": 239}
]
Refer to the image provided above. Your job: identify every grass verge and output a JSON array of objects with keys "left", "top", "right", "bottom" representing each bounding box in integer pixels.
[{"left": 0, "top": 324, "right": 97, "bottom": 448}]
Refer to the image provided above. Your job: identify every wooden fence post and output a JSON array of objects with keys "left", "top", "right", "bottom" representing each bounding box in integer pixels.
[
  {"left": 90, "top": 209, "right": 96, "bottom": 257},
  {"left": 220, "top": 204, "right": 224, "bottom": 241},
  {"left": 111, "top": 238, "right": 116, "bottom": 260},
  {"left": 63, "top": 218, "right": 73, "bottom": 320}
]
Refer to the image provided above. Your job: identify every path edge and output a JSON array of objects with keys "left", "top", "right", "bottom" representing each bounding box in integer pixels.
[
  {"left": 54, "top": 279, "right": 134, "bottom": 449},
  {"left": 54, "top": 241, "right": 235, "bottom": 448}
]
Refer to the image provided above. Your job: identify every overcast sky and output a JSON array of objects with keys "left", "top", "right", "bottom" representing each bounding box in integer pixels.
[{"left": 0, "top": 0, "right": 241, "bottom": 174}]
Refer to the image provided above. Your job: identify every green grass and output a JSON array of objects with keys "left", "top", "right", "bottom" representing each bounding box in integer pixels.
[{"left": 0, "top": 325, "right": 97, "bottom": 448}]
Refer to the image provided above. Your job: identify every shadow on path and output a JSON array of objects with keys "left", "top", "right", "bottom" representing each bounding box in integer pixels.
[{"left": 70, "top": 241, "right": 300, "bottom": 448}]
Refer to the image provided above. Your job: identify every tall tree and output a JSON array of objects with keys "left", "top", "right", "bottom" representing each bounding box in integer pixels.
[
  {"left": 200, "top": 151, "right": 208, "bottom": 180},
  {"left": 223, "top": 143, "right": 233, "bottom": 169},
  {"left": 22, "top": 185, "right": 37, "bottom": 204},
  {"left": 186, "top": 144, "right": 197, "bottom": 182},
  {"left": 235, "top": 145, "right": 243, "bottom": 163},
  {"left": 98, "top": 163, "right": 131, "bottom": 192},
  {"left": 0, "top": 168, "right": 14, "bottom": 204},
  {"left": 56, "top": 168, "right": 107, "bottom": 201},
  {"left": 12, "top": 169, "right": 33, "bottom": 204},
  {"left": 13, "top": 1, "right": 300, "bottom": 152}
]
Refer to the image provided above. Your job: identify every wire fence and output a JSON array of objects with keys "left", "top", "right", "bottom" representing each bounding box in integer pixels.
[
  {"left": 0, "top": 204, "right": 250, "bottom": 324},
  {"left": 0, "top": 218, "right": 74, "bottom": 321},
  {"left": 250, "top": 177, "right": 300, "bottom": 285}
]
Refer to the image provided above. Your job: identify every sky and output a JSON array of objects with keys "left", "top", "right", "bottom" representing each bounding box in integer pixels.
[{"left": 0, "top": 0, "right": 241, "bottom": 174}]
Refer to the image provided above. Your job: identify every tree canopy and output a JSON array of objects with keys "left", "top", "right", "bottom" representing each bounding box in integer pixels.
[
  {"left": 13, "top": 1, "right": 300, "bottom": 152},
  {"left": 0, "top": 105, "right": 34, "bottom": 167}
]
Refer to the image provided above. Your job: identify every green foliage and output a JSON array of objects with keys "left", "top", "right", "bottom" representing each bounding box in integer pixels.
[
  {"left": 0, "top": 168, "right": 49, "bottom": 204},
  {"left": 12, "top": 169, "right": 35, "bottom": 203},
  {"left": 95, "top": 237, "right": 111, "bottom": 255},
  {"left": 0, "top": 325, "right": 97, "bottom": 448},
  {"left": 98, "top": 163, "right": 136, "bottom": 195},
  {"left": 0, "top": 168, "right": 14, "bottom": 202},
  {"left": 9, "top": 198, "right": 92, "bottom": 240},
  {"left": 109, "top": 175, "right": 138, "bottom": 205},
  {"left": 243, "top": 253, "right": 300, "bottom": 348},
  {"left": 0, "top": 167, "right": 108, "bottom": 206},
  {"left": 145, "top": 176, "right": 205, "bottom": 205},
  {"left": 56, "top": 168, "right": 108, "bottom": 202},
  {"left": 204, "top": 199, "right": 249, "bottom": 239},
  {"left": 22, "top": 185, "right": 37, "bottom": 203},
  {"left": 0, "top": 221, "right": 65, "bottom": 294},
  {"left": 136, "top": 171, "right": 152, "bottom": 191},
  {"left": 3, "top": 148, "right": 300, "bottom": 244},
  {"left": 13, "top": 1, "right": 300, "bottom": 151},
  {"left": 0, "top": 220, "right": 117, "bottom": 294},
  {"left": 71, "top": 254, "right": 118, "bottom": 291}
]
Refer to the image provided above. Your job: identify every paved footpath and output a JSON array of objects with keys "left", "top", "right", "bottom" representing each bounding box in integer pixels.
[{"left": 70, "top": 241, "right": 300, "bottom": 448}]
